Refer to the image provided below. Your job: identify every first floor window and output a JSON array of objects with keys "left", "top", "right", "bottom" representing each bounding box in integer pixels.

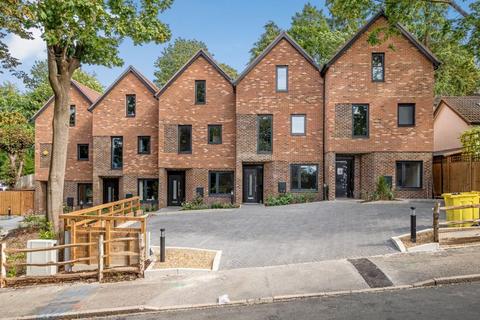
[
  {"left": 398, "top": 104, "right": 415, "bottom": 127},
  {"left": 208, "top": 125, "right": 222, "bottom": 144},
  {"left": 178, "top": 125, "right": 192, "bottom": 153},
  {"left": 78, "top": 183, "right": 93, "bottom": 206},
  {"left": 372, "top": 53, "right": 385, "bottom": 82},
  {"left": 111, "top": 136, "right": 123, "bottom": 169},
  {"left": 126, "top": 94, "right": 136, "bottom": 117},
  {"left": 77, "top": 144, "right": 89, "bottom": 161},
  {"left": 291, "top": 164, "right": 318, "bottom": 191},
  {"left": 138, "top": 179, "right": 159, "bottom": 201},
  {"left": 195, "top": 80, "right": 206, "bottom": 104},
  {"left": 276, "top": 65, "right": 288, "bottom": 92},
  {"left": 396, "top": 161, "right": 422, "bottom": 188},
  {"left": 209, "top": 171, "right": 234, "bottom": 195},
  {"left": 258, "top": 115, "right": 273, "bottom": 153},
  {"left": 69, "top": 105, "right": 76, "bottom": 127},
  {"left": 352, "top": 104, "right": 369, "bottom": 137},
  {"left": 291, "top": 114, "right": 306, "bottom": 135},
  {"left": 138, "top": 136, "right": 151, "bottom": 154}
]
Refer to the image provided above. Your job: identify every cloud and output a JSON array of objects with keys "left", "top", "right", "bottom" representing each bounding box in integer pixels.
[{"left": 7, "top": 28, "right": 46, "bottom": 62}]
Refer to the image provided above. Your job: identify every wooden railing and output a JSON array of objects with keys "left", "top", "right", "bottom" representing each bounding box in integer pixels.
[{"left": 433, "top": 202, "right": 480, "bottom": 242}]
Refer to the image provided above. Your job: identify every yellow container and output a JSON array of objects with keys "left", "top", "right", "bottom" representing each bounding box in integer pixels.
[{"left": 442, "top": 192, "right": 479, "bottom": 227}]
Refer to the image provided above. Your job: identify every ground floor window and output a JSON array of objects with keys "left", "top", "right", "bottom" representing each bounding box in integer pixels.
[
  {"left": 138, "top": 179, "right": 159, "bottom": 201},
  {"left": 78, "top": 183, "right": 93, "bottom": 206},
  {"left": 396, "top": 161, "right": 423, "bottom": 188},
  {"left": 291, "top": 164, "right": 318, "bottom": 191},
  {"left": 209, "top": 171, "right": 234, "bottom": 195}
]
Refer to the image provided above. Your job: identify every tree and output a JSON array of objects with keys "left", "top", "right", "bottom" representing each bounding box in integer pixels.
[
  {"left": 0, "top": 111, "right": 34, "bottom": 188},
  {"left": 153, "top": 38, "right": 237, "bottom": 87},
  {"left": 249, "top": 21, "right": 282, "bottom": 61},
  {"left": 461, "top": 126, "right": 480, "bottom": 156},
  {"left": 2, "top": 0, "right": 173, "bottom": 232},
  {"left": 0, "top": 82, "right": 31, "bottom": 115}
]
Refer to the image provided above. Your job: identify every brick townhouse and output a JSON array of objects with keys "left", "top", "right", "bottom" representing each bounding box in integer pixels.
[{"left": 34, "top": 11, "right": 439, "bottom": 211}]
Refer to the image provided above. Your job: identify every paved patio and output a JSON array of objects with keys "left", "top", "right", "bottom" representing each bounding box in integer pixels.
[{"left": 148, "top": 200, "right": 440, "bottom": 270}]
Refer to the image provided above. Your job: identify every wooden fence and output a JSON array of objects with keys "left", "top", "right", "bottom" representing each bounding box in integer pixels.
[
  {"left": 433, "top": 154, "right": 480, "bottom": 197},
  {"left": 0, "top": 190, "right": 34, "bottom": 215},
  {"left": 433, "top": 202, "right": 480, "bottom": 242}
]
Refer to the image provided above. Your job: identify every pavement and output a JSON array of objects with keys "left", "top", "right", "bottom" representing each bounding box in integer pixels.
[
  {"left": 148, "top": 200, "right": 439, "bottom": 269},
  {"left": 0, "top": 215, "right": 23, "bottom": 237},
  {"left": 1, "top": 246, "right": 479, "bottom": 319}
]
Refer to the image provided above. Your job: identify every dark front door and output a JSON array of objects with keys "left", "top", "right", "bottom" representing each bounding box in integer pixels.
[
  {"left": 168, "top": 171, "right": 185, "bottom": 206},
  {"left": 103, "top": 178, "right": 119, "bottom": 203},
  {"left": 335, "top": 158, "right": 354, "bottom": 198},
  {"left": 243, "top": 165, "right": 263, "bottom": 203}
]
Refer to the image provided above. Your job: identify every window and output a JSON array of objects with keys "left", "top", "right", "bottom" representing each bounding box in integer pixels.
[
  {"left": 372, "top": 53, "right": 384, "bottom": 82},
  {"left": 276, "top": 66, "right": 288, "bottom": 92},
  {"left": 138, "top": 179, "right": 159, "bottom": 201},
  {"left": 178, "top": 125, "right": 192, "bottom": 153},
  {"left": 291, "top": 114, "right": 306, "bottom": 135},
  {"left": 396, "top": 161, "right": 423, "bottom": 189},
  {"left": 77, "top": 144, "right": 89, "bottom": 161},
  {"left": 209, "top": 171, "right": 234, "bottom": 195},
  {"left": 126, "top": 94, "right": 136, "bottom": 117},
  {"left": 257, "top": 115, "right": 273, "bottom": 153},
  {"left": 291, "top": 165, "right": 318, "bottom": 191},
  {"left": 138, "top": 136, "right": 151, "bottom": 154},
  {"left": 69, "top": 105, "right": 76, "bottom": 127},
  {"left": 398, "top": 104, "right": 415, "bottom": 127},
  {"left": 195, "top": 80, "right": 206, "bottom": 104},
  {"left": 77, "top": 183, "right": 93, "bottom": 206},
  {"left": 111, "top": 136, "right": 123, "bottom": 169},
  {"left": 352, "top": 104, "right": 369, "bottom": 137},
  {"left": 208, "top": 125, "right": 222, "bottom": 144}
]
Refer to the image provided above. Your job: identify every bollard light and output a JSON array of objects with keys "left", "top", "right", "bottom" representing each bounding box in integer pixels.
[
  {"left": 410, "top": 207, "right": 416, "bottom": 243},
  {"left": 160, "top": 228, "right": 166, "bottom": 262},
  {"left": 7, "top": 207, "right": 11, "bottom": 217}
]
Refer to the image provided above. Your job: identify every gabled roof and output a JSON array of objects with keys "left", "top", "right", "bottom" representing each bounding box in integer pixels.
[
  {"left": 30, "top": 80, "right": 101, "bottom": 122},
  {"left": 235, "top": 32, "right": 320, "bottom": 85},
  {"left": 155, "top": 49, "right": 234, "bottom": 98},
  {"left": 321, "top": 10, "right": 441, "bottom": 75},
  {"left": 435, "top": 96, "right": 480, "bottom": 125},
  {"left": 88, "top": 65, "right": 158, "bottom": 111}
]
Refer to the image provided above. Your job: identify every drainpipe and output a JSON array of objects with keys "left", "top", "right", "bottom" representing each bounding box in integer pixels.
[{"left": 322, "top": 71, "right": 327, "bottom": 200}]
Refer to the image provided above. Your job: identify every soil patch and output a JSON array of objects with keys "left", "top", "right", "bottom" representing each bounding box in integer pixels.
[
  {"left": 152, "top": 247, "right": 216, "bottom": 270},
  {"left": 399, "top": 230, "right": 434, "bottom": 248},
  {"left": 1, "top": 228, "right": 40, "bottom": 277}
]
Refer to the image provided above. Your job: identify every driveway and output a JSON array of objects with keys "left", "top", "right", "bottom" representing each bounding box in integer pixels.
[{"left": 148, "top": 200, "right": 439, "bottom": 270}]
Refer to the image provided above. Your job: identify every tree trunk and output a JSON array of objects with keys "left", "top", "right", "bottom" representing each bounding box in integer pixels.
[{"left": 7, "top": 154, "right": 17, "bottom": 188}]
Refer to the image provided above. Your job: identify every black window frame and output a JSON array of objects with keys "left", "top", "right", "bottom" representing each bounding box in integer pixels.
[
  {"left": 398, "top": 103, "right": 416, "bottom": 127},
  {"left": 77, "top": 144, "right": 89, "bottom": 161},
  {"left": 69, "top": 105, "right": 76, "bottom": 127},
  {"left": 77, "top": 183, "right": 93, "bottom": 206},
  {"left": 276, "top": 65, "right": 288, "bottom": 92},
  {"left": 396, "top": 161, "right": 423, "bottom": 189},
  {"left": 372, "top": 52, "right": 385, "bottom": 82},
  {"left": 208, "top": 171, "right": 234, "bottom": 196},
  {"left": 137, "top": 136, "right": 151, "bottom": 154},
  {"left": 290, "top": 164, "right": 318, "bottom": 191},
  {"left": 111, "top": 136, "right": 123, "bottom": 170},
  {"left": 208, "top": 125, "right": 222, "bottom": 144},
  {"left": 137, "top": 178, "right": 159, "bottom": 202},
  {"left": 352, "top": 104, "right": 369, "bottom": 138},
  {"left": 178, "top": 125, "right": 192, "bottom": 154},
  {"left": 291, "top": 114, "right": 306, "bottom": 136},
  {"left": 125, "top": 94, "right": 136, "bottom": 117},
  {"left": 195, "top": 80, "right": 206, "bottom": 105},
  {"left": 257, "top": 114, "right": 273, "bottom": 154}
]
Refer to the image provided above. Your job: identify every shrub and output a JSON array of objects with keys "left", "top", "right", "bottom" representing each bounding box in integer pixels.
[
  {"left": 266, "top": 192, "right": 318, "bottom": 206},
  {"left": 210, "top": 202, "right": 238, "bottom": 209},
  {"left": 21, "top": 215, "right": 56, "bottom": 239},
  {"left": 372, "top": 176, "right": 394, "bottom": 201},
  {"left": 181, "top": 196, "right": 208, "bottom": 210}
]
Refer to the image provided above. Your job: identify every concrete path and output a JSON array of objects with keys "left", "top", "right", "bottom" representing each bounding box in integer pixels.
[
  {"left": 148, "top": 200, "right": 439, "bottom": 269},
  {"left": 0, "top": 216, "right": 23, "bottom": 237},
  {"left": 0, "top": 246, "right": 478, "bottom": 319}
]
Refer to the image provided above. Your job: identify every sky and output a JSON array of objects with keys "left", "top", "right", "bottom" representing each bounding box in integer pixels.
[{"left": 0, "top": 0, "right": 474, "bottom": 91}]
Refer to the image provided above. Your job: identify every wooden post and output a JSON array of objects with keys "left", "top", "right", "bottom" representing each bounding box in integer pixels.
[
  {"left": 105, "top": 221, "right": 111, "bottom": 267},
  {"left": 1, "top": 243, "right": 6, "bottom": 288},
  {"left": 138, "top": 233, "right": 145, "bottom": 277},
  {"left": 469, "top": 155, "right": 473, "bottom": 191},
  {"left": 98, "top": 235, "right": 104, "bottom": 283},
  {"left": 71, "top": 221, "right": 76, "bottom": 261},
  {"left": 433, "top": 202, "right": 440, "bottom": 243}
]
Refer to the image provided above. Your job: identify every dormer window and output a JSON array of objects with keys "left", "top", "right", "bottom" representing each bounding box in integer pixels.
[
  {"left": 195, "top": 80, "right": 206, "bottom": 104},
  {"left": 276, "top": 65, "right": 288, "bottom": 92},
  {"left": 372, "top": 53, "right": 384, "bottom": 82},
  {"left": 126, "top": 94, "right": 136, "bottom": 117}
]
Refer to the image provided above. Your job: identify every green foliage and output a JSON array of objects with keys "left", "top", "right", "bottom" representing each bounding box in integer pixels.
[
  {"left": 210, "top": 202, "right": 237, "bottom": 209},
  {"left": 371, "top": 176, "right": 394, "bottom": 201},
  {"left": 249, "top": 21, "right": 282, "bottom": 62},
  {"left": 181, "top": 196, "right": 208, "bottom": 210},
  {"left": 265, "top": 192, "right": 316, "bottom": 206},
  {"left": 20, "top": 215, "right": 56, "bottom": 240},
  {"left": 461, "top": 126, "right": 480, "bottom": 156},
  {"left": 154, "top": 38, "right": 237, "bottom": 87}
]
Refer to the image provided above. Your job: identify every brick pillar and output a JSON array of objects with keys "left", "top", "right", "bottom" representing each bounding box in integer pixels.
[
  {"left": 158, "top": 169, "right": 167, "bottom": 208},
  {"left": 325, "top": 152, "right": 336, "bottom": 200}
]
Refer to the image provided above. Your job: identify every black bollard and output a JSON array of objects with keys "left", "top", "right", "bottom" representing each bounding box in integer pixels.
[
  {"left": 7, "top": 207, "right": 11, "bottom": 217},
  {"left": 410, "top": 207, "right": 416, "bottom": 243},
  {"left": 160, "top": 228, "right": 166, "bottom": 262}
]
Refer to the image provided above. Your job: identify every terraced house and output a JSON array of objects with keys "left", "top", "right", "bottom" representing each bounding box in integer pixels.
[{"left": 34, "top": 11, "right": 439, "bottom": 211}]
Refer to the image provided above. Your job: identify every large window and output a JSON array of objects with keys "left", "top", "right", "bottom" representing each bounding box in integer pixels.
[
  {"left": 208, "top": 125, "right": 222, "bottom": 144},
  {"left": 178, "top": 125, "right": 192, "bottom": 153},
  {"left": 398, "top": 104, "right": 415, "bottom": 127},
  {"left": 372, "top": 53, "right": 384, "bottom": 82},
  {"left": 291, "top": 165, "right": 318, "bottom": 191},
  {"left": 352, "top": 104, "right": 369, "bottom": 137},
  {"left": 257, "top": 115, "right": 273, "bottom": 153},
  {"left": 209, "top": 171, "right": 234, "bottom": 195},
  {"left": 69, "top": 105, "right": 76, "bottom": 127},
  {"left": 138, "top": 136, "right": 151, "bottom": 154},
  {"left": 138, "top": 179, "right": 159, "bottom": 201},
  {"left": 195, "top": 80, "right": 206, "bottom": 104},
  {"left": 396, "top": 161, "right": 423, "bottom": 189},
  {"left": 111, "top": 136, "right": 123, "bottom": 169},
  {"left": 77, "top": 183, "right": 93, "bottom": 206},
  {"left": 276, "top": 65, "right": 288, "bottom": 92},
  {"left": 126, "top": 94, "right": 136, "bottom": 117},
  {"left": 291, "top": 114, "right": 306, "bottom": 135},
  {"left": 77, "top": 144, "right": 89, "bottom": 161}
]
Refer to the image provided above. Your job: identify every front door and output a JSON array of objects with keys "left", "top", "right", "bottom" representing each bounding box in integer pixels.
[
  {"left": 103, "top": 178, "right": 119, "bottom": 203},
  {"left": 243, "top": 165, "right": 263, "bottom": 203},
  {"left": 168, "top": 171, "right": 185, "bottom": 206},
  {"left": 335, "top": 158, "right": 353, "bottom": 198}
]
